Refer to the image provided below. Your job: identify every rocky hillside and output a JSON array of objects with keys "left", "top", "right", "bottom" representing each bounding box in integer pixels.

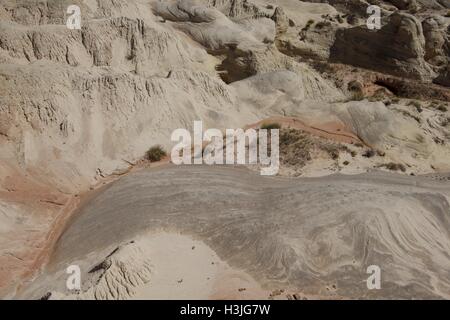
[{"left": 0, "top": 0, "right": 449, "bottom": 298}]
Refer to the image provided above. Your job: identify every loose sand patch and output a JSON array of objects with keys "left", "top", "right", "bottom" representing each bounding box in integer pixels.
[{"left": 132, "top": 233, "right": 269, "bottom": 300}]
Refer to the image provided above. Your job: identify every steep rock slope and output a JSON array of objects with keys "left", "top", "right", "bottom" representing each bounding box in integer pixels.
[{"left": 0, "top": 0, "right": 344, "bottom": 296}]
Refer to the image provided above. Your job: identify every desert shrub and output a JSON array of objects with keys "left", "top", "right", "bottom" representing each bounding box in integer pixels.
[
  {"left": 347, "top": 80, "right": 363, "bottom": 92},
  {"left": 321, "top": 144, "right": 343, "bottom": 159},
  {"left": 146, "top": 145, "right": 167, "bottom": 162},
  {"left": 434, "top": 136, "right": 444, "bottom": 144},
  {"left": 408, "top": 100, "right": 421, "bottom": 108},
  {"left": 261, "top": 122, "right": 281, "bottom": 130},
  {"left": 437, "top": 105, "right": 448, "bottom": 112},
  {"left": 407, "top": 100, "right": 423, "bottom": 113},
  {"left": 279, "top": 129, "right": 313, "bottom": 166},
  {"left": 350, "top": 91, "right": 365, "bottom": 101},
  {"left": 315, "top": 21, "right": 331, "bottom": 29},
  {"left": 376, "top": 149, "right": 386, "bottom": 157},
  {"left": 362, "top": 149, "right": 375, "bottom": 158},
  {"left": 279, "top": 128, "right": 353, "bottom": 168},
  {"left": 371, "top": 88, "right": 390, "bottom": 101},
  {"left": 301, "top": 19, "right": 314, "bottom": 33},
  {"left": 330, "top": 151, "right": 339, "bottom": 159},
  {"left": 378, "top": 162, "right": 406, "bottom": 172}
]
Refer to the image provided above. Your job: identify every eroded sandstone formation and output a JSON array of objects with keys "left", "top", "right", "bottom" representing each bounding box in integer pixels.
[{"left": 0, "top": 0, "right": 449, "bottom": 299}]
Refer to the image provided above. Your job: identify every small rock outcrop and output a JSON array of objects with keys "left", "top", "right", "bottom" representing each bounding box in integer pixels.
[{"left": 331, "top": 12, "right": 436, "bottom": 81}]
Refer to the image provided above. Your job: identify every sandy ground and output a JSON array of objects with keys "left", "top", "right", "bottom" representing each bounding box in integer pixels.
[
  {"left": 131, "top": 233, "right": 270, "bottom": 300},
  {"left": 18, "top": 165, "right": 450, "bottom": 300}
]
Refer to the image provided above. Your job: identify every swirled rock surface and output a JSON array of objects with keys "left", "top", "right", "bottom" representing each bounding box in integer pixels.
[{"left": 19, "top": 165, "right": 450, "bottom": 299}]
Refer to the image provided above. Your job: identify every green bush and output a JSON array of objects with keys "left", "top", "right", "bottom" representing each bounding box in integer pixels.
[{"left": 146, "top": 145, "right": 167, "bottom": 162}]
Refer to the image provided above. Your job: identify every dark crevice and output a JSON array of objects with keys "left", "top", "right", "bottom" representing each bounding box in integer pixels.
[{"left": 374, "top": 80, "right": 399, "bottom": 95}]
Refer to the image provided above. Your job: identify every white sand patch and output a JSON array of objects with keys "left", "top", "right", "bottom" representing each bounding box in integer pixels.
[
  {"left": 132, "top": 233, "right": 269, "bottom": 300},
  {"left": 46, "top": 232, "right": 269, "bottom": 300}
]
